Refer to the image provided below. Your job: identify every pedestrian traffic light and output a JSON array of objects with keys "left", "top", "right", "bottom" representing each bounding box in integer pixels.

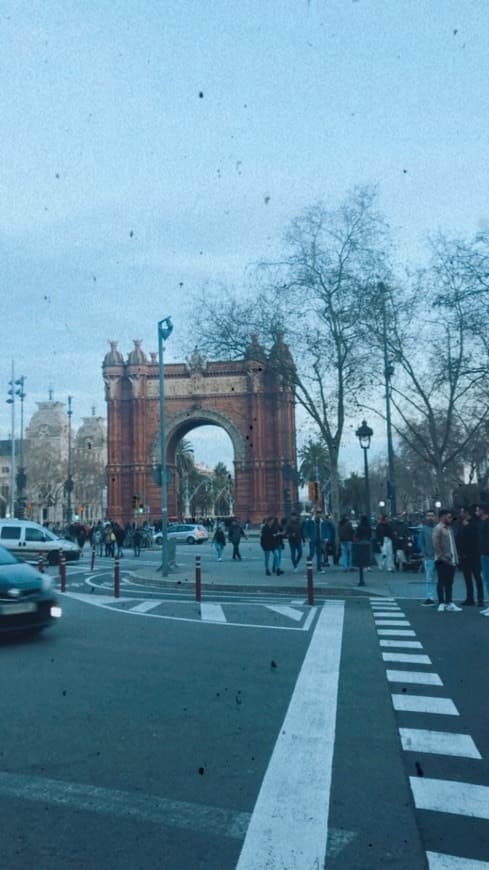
[{"left": 132, "top": 495, "right": 137, "bottom": 509}]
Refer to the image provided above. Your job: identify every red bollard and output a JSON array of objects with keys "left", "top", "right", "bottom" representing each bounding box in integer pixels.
[
  {"left": 38, "top": 554, "right": 44, "bottom": 574},
  {"left": 59, "top": 551, "right": 66, "bottom": 593},
  {"left": 90, "top": 546, "right": 96, "bottom": 571},
  {"left": 306, "top": 556, "right": 314, "bottom": 606},
  {"left": 114, "top": 554, "right": 120, "bottom": 598},
  {"left": 195, "top": 554, "right": 202, "bottom": 602}
]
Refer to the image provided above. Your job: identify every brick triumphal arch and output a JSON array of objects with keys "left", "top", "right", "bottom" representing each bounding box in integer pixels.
[{"left": 103, "top": 336, "right": 298, "bottom": 526}]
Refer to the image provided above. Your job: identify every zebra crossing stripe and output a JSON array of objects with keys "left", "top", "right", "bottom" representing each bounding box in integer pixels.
[
  {"left": 382, "top": 652, "right": 432, "bottom": 665},
  {"left": 426, "top": 850, "right": 489, "bottom": 868},
  {"left": 392, "top": 695, "right": 459, "bottom": 716},
  {"left": 200, "top": 603, "right": 227, "bottom": 623},
  {"left": 377, "top": 629, "right": 416, "bottom": 636},
  {"left": 375, "top": 620, "right": 411, "bottom": 626},
  {"left": 386, "top": 670, "right": 443, "bottom": 685},
  {"left": 372, "top": 611, "right": 406, "bottom": 618},
  {"left": 410, "top": 777, "right": 489, "bottom": 819},
  {"left": 400, "top": 729, "right": 481, "bottom": 759},
  {"left": 380, "top": 640, "right": 423, "bottom": 649}
]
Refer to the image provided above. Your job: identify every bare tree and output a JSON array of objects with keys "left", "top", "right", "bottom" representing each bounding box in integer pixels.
[{"left": 192, "top": 187, "right": 390, "bottom": 519}]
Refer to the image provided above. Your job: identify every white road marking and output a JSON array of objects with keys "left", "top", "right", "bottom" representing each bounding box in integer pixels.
[
  {"left": 377, "top": 629, "right": 416, "bottom": 636},
  {"left": 266, "top": 604, "right": 303, "bottom": 622},
  {"left": 200, "top": 603, "right": 227, "bottom": 623},
  {"left": 400, "top": 729, "right": 481, "bottom": 759},
  {"left": 130, "top": 600, "right": 164, "bottom": 613},
  {"left": 392, "top": 695, "right": 459, "bottom": 716},
  {"left": 236, "top": 602, "right": 345, "bottom": 870},
  {"left": 382, "top": 652, "right": 432, "bottom": 665},
  {"left": 374, "top": 620, "right": 411, "bottom": 626},
  {"left": 291, "top": 599, "right": 307, "bottom": 605},
  {"left": 410, "top": 777, "right": 489, "bottom": 819},
  {"left": 380, "top": 640, "right": 423, "bottom": 648},
  {"left": 64, "top": 592, "right": 314, "bottom": 632},
  {"left": 427, "top": 851, "right": 489, "bottom": 869},
  {"left": 386, "top": 670, "right": 443, "bottom": 685},
  {"left": 0, "top": 770, "right": 248, "bottom": 839},
  {"left": 373, "top": 612, "right": 408, "bottom": 620}
]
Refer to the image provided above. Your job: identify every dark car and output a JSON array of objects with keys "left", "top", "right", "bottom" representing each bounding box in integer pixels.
[{"left": 0, "top": 545, "right": 62, "bottom": 635}]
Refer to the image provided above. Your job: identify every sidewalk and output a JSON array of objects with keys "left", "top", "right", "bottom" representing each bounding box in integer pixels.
[{"left": 124, "top": 540, "right": 465, "bottom": 601}]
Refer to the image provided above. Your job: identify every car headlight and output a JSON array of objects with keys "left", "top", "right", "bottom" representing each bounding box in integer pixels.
[{"left": 41, "top": 575, "right": 53, "bottom": 592}]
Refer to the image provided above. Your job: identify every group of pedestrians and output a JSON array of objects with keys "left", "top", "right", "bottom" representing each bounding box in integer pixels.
[{"left": 420, "top": 505, "right": 489, "bottom": 614}]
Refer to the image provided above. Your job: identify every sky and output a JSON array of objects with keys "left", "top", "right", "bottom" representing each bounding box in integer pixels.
[{"left": 1, "top": 0, "right": 488, "bottom": 473}]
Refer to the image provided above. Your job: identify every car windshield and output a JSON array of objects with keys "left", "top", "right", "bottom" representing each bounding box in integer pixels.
[{"left": 0, "top": 545, "right": 19, "bottom": 566}]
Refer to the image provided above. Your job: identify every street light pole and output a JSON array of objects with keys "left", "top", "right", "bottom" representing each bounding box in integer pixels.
[
  {"left": 379, "top": 281, "right": 397, "bottom": 517},
  {"left": 158, "top": 316, "right": 173, "bottom": 576},
  {"left": 15, "top": 376, "right": 26, "bottom": 517},
  {"left": 66, "top": 396, "right": 73, "bottom": 525},
  {"left": 6, "top": 361, "right": 16, "bottom": 517},
  {"left": 356, "top": 419, "right": 373, "bottom": 519}
]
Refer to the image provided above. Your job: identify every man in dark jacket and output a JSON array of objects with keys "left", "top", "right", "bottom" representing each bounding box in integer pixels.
[
  {"left": 455, "top": 506, "right": 483, "bottom": 606},
  {"left": 284, "top": 511, "right": 304, "bottom": 572}
]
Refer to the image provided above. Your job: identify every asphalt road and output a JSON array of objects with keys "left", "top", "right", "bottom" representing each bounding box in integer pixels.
[{"left": 1, "top": 556, "right": 488, "bottom": 869}]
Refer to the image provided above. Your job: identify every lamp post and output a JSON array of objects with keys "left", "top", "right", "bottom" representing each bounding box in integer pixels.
[
  {"left": 65, "top": 396, "right": 74, "bottom": 525},
  {"left": 356, "top": 419, "right": 373, "bottom": 519},
  {"left": 6, "top": 362, "right": 16, "bottom": 517},
  {"left": 15, "top": 376, "right": 26, "bottom": 517},
  {"left": 158, "top": 316, "right": 173, "bottom": 576},
  {"left": 378, "top": 281, "right": 397, "bottom": 517}
]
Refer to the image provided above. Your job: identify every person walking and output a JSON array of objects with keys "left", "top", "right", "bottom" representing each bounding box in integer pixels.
[
  {"left": 376, "top": 516, "right": 395, "bottom": 572},
  {"left": 433, "top": 509, "right": 461, "bottom": 612},
  {"left": 323, "top": 514, "right": 336, "bottom": 567},
  {"left": 338, "top": 516, "right": 354, "bottom": 571},
  {"left": 228, "top": 518, "right": 247, "bottom": 561},
  {"left": 455, "top": 506, "right": 484, "bottom": 606},
  {"left": 303, "top": 510, "right": 327, "bottom": 572},
  {"left": 133, "top": 526, "right": 142, "bottom": 557},
  {"left": 271, "top": 517, "right": 285, "bottom": 575},
  {"left": 478, "top": 504, "right": 489, "bottom": 614},
  {"left": 212, "top": 523, "right": 226, "bottom": 561},
  {"left": 419, "top": 510, "right": 437, "bottom": 605},
  {"left": 260, "top": 517, "right": 276, "bottom": 576},
  {"left": 284, "top": 511, "right": 304, "bottom": 572}
]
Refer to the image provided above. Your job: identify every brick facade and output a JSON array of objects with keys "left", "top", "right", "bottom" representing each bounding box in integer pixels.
[{"left": 103, "top": 338, "right": 297, "bottom": 526}]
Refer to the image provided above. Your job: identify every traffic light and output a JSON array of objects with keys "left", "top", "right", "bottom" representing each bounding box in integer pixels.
[{"left": 132, "top": 495, "right": 138, "bottom": 509}]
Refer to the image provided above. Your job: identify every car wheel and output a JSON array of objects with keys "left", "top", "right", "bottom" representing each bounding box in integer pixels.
[
  {"left": 187, "top": 536, "right": 196, "bottom": 544},
  {"left": 47, "top": 552, "right": 59, "bottom": 566}
]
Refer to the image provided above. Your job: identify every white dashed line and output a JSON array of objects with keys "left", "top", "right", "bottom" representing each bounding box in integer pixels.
[
  {"left": 400, "top": 729, "right": 481, "bottom": 759},
  {"left": 410, "top": 777, "right": 489, "bottom": 819},
  {"left": 382, "top": 652, "right": 432, "bottom": 665},
  {"left": 200, "top": 603, "right": 227, "bottom": 623},
  {"left": 392, "top": 695, "right": 459, "bottom": 716},
  {"left": 386, "top": 670, "right": 443, "bottom": 685}
]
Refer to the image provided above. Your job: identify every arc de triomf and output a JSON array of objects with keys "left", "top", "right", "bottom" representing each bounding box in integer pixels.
[{"left": 103, "top": 335, "right": 298, "bottom": 526}]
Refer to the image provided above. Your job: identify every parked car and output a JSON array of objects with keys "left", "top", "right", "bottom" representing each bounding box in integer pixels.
[
  {"left": 0, "top": 520, "right": 81, "bottom": 565},
  {"left": 154, "top": 523, "right": 209, "bottom": 545},
  {"left": 0, "top": 544, "right": 62, "bottom": 635}
]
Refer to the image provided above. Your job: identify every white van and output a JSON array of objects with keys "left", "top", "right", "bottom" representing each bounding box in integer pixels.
[{"left": 0, "top": 520, "right": 81, "bottom": 565}]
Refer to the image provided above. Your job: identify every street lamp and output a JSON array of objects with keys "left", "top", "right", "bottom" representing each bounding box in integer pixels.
[
  {"left": 378, "top": 281, "right": 397, "bottom": 517},
  {"left": 15, "top": 376, "right": 26, "bottom": 517},
  {"left": 158, "top": 316, "right": 173, "bottom": 576},
  {"left": 356, "top": 419, "right": 373, "bottom": 519},
  {"left": 65, "top": 396, "right": 74, "bottom": 525},
  {"left": 6, "top": 362, "right": 16, "bottom": 517}
]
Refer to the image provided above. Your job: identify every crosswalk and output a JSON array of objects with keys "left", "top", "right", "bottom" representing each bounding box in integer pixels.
[{"left": 371, "top": 597, "right": 489, "bottom": 869}]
